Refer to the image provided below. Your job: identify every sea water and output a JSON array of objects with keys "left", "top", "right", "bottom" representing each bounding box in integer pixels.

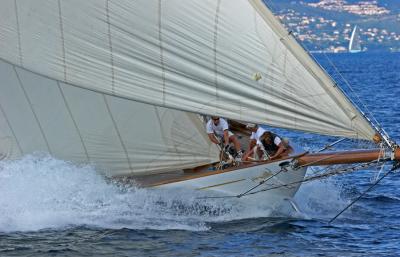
[{"left": 1, "top": 53, "right": 399, "bottom": 256}]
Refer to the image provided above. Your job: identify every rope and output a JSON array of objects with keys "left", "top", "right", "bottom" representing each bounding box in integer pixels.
[
  {"left": 329, "top": 147, "right": 395, "bottom": 223},
  {"left": 244, "top": 161, "right": 380, "bottom": 197},
  {"left": 236, "top": 168, "right": 285, "bottom": 198},
  {"left": 329, "top": 168, "right": 393, "bottom": 223},
  {"left": 197, "top": 160, "right": 381, "bottom": 200},
  {"left": 317, "top": 138, "right": 346, "bottom": 152}
]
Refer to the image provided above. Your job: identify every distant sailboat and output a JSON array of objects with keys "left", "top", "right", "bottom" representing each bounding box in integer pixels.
[
  {"left": 0, "top": 1, "right": 398, "bottom": 212},
  {"left": 349, "top": 25, "right": 362, "bottom": 53}
]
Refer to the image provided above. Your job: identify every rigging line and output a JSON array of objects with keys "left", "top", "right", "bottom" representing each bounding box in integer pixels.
[
  {"left": 371, "top": 144, "right": 385, "bottom": 182},
  {"left": 317, "top": 138, "right": 347, "bottom": 152},
  {"left": 237, "top": 168, "right": 285, "bottom": 198},
  {"left": 321, "top": 53, "right": 381, "bottom": 127},
  {"left": 295, "top": 150, "right": 353, "bottom": 169},
  {"left": 196, "top": 161, "right": 380, "bottom": 200},
  {"left": 303, "top": 39, "right": 380, "bottom": 131},
  {"left": 329, "top": 168, "right": 394, "bottom": 224},
  {"left": 245, "top": 161, "right": 381, "bottom": 196}
]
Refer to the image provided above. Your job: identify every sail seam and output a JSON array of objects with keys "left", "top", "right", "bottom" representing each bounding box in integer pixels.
[
  {"left": 253, "top": 10, "right": 273, "bottom": 118},
  {"left": 106, "top": 0, "right": 115, "bottom": 95},
  {"left": 13, "top": 65, "right": 52, "bottom": 154},
  {"left": 158, "top": 0, "right": 166, "bottom": 106},
  {"left": 13, "top": 0, "right": 23, "bottom": 67},
  {"left": 57, "top": 0, "right": 67, "bottom": 82},
  {"left": 57, "top": 82, "right": 90, "bottom": 162},
  {"left": 145, "top": 110, "right": 206, "bottom": 172},
  {"left": 102, "top": 94, "right": 134, "bottom": 173},
  {"left": 213, "top": 0, "right": 222, "bottom": 102},
  {"left": 0, "top": 102, "right": 23, "bottom": 155}
]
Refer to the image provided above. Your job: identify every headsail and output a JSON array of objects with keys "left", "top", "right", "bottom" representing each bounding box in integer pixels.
[
  {"left": 0, "top": 0, "right": 376, "bottom": 141},
  {"left": 0, "top": 59, "right": 218, "bottom": 176}
]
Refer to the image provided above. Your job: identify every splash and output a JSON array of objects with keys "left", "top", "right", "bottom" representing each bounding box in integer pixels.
[
  {"left": 0, "top": 155, "right": 274, "bottom": 232},
  {"left": 0, "top": 155, "right": 354, "bottom": 232},
  {"left": 294, "top": 168, "right": 350, "bottom": 219}
]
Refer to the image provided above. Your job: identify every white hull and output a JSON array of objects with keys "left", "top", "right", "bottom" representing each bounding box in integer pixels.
[{"left": 157, "top": 160, "right": 307, "bottom": 209}]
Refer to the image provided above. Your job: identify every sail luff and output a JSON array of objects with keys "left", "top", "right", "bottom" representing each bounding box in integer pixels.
[{"left": 248, "top": 0, "right": 375, "bottom": 139}]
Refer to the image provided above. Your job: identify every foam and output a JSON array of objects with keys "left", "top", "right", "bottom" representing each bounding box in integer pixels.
[{"left": 0, "top": 155, "right": 350, "bottom": 232}]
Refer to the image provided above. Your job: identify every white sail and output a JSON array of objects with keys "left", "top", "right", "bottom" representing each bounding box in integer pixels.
[
  {"left": 0, "top": 59, "right": 218, "bottom": 176},
  {"left": 349, "top": 25, "right": 362, "bottom": 53},
  {"left": 0, "top": 0, "right": 376, "bottom": 142}
]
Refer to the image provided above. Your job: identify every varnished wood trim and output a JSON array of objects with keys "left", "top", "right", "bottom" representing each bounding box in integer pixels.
[{"left": 149, "top": 152, "right": 307, "bottom": 187}]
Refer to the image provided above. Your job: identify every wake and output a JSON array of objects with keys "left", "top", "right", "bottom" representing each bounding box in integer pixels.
[{"left": 0, "top": 155, "right": 348, "bottom": 232}]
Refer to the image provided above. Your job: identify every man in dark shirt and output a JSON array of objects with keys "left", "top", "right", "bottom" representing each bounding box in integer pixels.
[{"left": 259, "top": 131, "right": 289, "bottom": 160}]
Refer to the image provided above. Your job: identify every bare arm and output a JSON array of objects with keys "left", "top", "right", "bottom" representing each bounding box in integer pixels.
[
  {"left": 270, "top": 143, "right": 286, "bottom": 160},
  {"left": 223, "top": 130, "right": 229, "bottom": 146},
  {"left": 208, "top": 133, "right": 220, "bottom": 145},
  {"left": 247, "top": 139, "right": 256, "bottom": 152}
]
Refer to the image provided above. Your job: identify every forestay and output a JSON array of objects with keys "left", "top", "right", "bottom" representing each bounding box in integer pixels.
[{"left": 0, "top": 0, "right": 376, "bottom": 141}]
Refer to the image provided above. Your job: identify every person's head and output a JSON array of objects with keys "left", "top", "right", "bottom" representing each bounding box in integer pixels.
[
  {"left": 246, "top": 123, "right": 258, "bottom": 132},
  {"left": 260, "top": 131, "right": 273, "bottom": 144},
  {"left": 211, "top": 116, "right": 220, "bottom": 125}
]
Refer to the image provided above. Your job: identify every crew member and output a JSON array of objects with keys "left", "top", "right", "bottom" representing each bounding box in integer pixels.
[
  {"left": 206, "top": 116, "right": 242, "bottom": 158},
  {"left": 259, "top": 131, "right": 289, "bottom": 160},
  {"left": 243, "top": 123, "right": 267, "bottom": 160}
]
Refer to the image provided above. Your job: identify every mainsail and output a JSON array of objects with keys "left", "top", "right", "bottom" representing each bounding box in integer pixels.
[
  {"left": 349, "top": 25, "right": 362, "bottom": 53},
  {"left": 0, "top": 0, "right": 379, "bottom": 175}
]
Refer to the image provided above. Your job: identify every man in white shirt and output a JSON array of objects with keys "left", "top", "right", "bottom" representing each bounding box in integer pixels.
[
  {"left": 206, "top": 116, "right": 242, "bottom": 156},
  {"left": 243, "top": 123, "right": 266, "bottom": 160},
  {"left": 243, "top": 125, "right": 289, "bottom": 161}
]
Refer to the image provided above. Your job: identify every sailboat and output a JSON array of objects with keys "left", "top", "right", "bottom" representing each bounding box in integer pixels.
[
  {"left": 349, "top": 25, "right": 363, "bottom": 53},
  {"left": 0, "top": 1, "right": 398, "bottom": 211}
]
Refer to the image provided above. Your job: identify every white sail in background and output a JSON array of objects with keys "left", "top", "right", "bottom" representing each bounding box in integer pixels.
[{"left": 349, "top": 25, "right": 362, "bottom": 53}]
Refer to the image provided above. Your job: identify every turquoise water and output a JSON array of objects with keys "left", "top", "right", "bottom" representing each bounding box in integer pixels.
[{"left": 0, "top": 53, "right": 399, "bottom": 256}]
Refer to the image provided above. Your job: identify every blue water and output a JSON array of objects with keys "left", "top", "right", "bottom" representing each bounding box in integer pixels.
[{"left": 0, "top": 53, "right": 399, "bottom": 256}]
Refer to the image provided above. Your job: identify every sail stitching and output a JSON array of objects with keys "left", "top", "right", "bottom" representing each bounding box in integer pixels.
[
  {"left": 106, "top": 0, "right": 115, "bottom": 95},
  {"left": 57, "top": 0, "right": 67, "bottom": 82},
  {"left": 102, "top": 94, "right": 134, "bottom": 172},
  {"left": 253, "top": 10, "right": 269, "bottom": 119},
  {"left": 0, "top": 102, "right": 23, "bottom": 155},
  {"left": 158, "top": 0, "right": 166, "bottom": 105},
  {"left": 143, "top": 118, "right": 207, "bottom": 172},
  {"left": 13, "top": 65, "right": 52, "bottom": 154},
  {"left": 143, "top": 107, "right": 183, "bottom": 172},
  {"left": 213, "top": 0, "right": 222, "bottom": 105},
  {"left": 57, "top": 82, "right": 90, "bottom": 162},
  {"left": 13, "top": 0, "right": 23, "bottom": 67}
]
